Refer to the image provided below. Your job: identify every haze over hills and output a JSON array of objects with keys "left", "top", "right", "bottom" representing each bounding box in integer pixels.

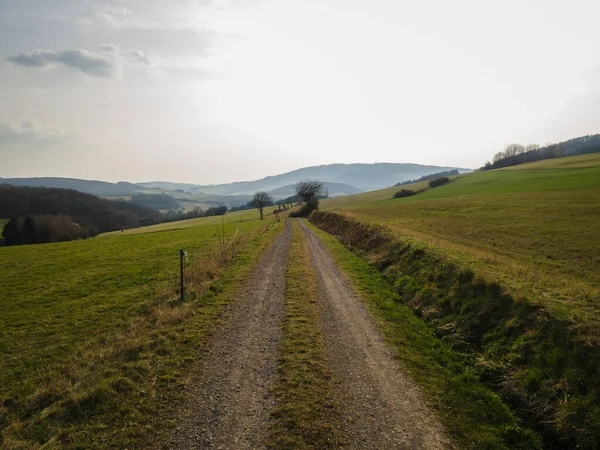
[
  {"left": 137, "top": 163, "right": 471, "bottom": 195},
  {"left": 267, "top": 182, "right": 362, "bottom": 198},
  {"left": 2, "top": 163, "right": 470, "bottom": 199}
]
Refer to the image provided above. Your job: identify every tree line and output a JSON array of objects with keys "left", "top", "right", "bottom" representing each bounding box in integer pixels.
[
  {"left": 481, "top": 134, "right": 600, "bottom": 171},
  {"left": 394, "top": 169, "right": 459, "bottom": 187},
  {"left": 245, "top": 180, "right": 328, "bottom": 220},
  {"left": 0, "top": 184, "right": 162, "bottom": 245},
  {"left": 161, "top": 205, "right": 228, "bottom": 222},
  {"left": 0, "top": 185, "right": 230, "bottom": 246}
]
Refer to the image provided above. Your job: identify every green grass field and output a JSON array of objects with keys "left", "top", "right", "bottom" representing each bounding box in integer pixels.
[
  {"left": 314, "top": 153, "right": 600, "bottom": 447},
  {"left": 321, "top": 154, "right": 600, "bottom": 321},
  {"left": 99, "top": 206, "right": 276, "bottom": 237},
  {"left": 0, "top": 209, "right": 281, "bottom": 448}
]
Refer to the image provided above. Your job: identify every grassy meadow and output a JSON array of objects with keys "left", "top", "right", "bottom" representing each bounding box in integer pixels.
[
  {"left": 321, "top": 154, "right": 600, "bottom": 321},
  {"left": 313, "top": 153, "right": 600, "bottom": 447},
  {"left": 0, "top": 207, "right": 281, "bottom": 448}
]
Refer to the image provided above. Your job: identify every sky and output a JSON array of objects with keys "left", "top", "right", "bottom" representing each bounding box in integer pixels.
[{"left": 1, "top": 0, "right": 600, "bottom": 184}]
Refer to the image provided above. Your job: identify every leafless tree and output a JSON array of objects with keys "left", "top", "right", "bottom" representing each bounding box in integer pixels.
[
  {"left": 250, "top": 191, "right": 273, "bottom": 220},
  {"left": 294, "top": 180, "right": 325, "bottom": 202}
]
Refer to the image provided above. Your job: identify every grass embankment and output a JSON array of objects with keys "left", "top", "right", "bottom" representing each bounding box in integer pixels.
[
  {"left": 311, "top": 153, "right": 600, "bottom": 448},
  {"left": 0, "top": 212, "right": 282, "bottom": 448},
  {"left": 268, "top": 220, "right": 342, "bottom": 449},
  {"left": 306, "top": 220, "right": 540, "bottom": 449}
]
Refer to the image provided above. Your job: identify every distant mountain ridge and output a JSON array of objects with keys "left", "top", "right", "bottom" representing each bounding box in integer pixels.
[
  {"left": 138, "top": 163, "right": 471, "bottom": 195},
  {"left": 0, "top": 177, "right": 144, "bottom": 196},
  {"left": 268, "top": 182, "right": 362, "bottom": 198},
  {"left": 1, "top": 162, "right": 471, "bottom": 199}
]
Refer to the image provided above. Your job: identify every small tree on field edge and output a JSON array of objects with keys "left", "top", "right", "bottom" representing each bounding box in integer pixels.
[
  {"left": 295, "top": 180, "right": 325, "bottom": 202},
  {"left": 251, "top": 191, "right": 273, "bottom": 219},
  {"left": 291, "top": 180, "right": 326, "bottom": 217}
]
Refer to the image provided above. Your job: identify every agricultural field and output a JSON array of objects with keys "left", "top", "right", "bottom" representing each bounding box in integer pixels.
[
  {"left": 321, "top": 153, "right": 600, "bottom": 319},
  {"left": 0, "top": 207, "right": 281, "bottom": 448},
  {"left": 314, "top": 153, "right": 600, "bottom": 447}
]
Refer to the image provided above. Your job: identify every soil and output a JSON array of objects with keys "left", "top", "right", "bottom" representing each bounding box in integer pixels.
[
  {"left": 168, "top": 220, "right": 292, "bottom": 449},
  {"left": 168, "top": 219, "right": 447, "bottom": 449}
]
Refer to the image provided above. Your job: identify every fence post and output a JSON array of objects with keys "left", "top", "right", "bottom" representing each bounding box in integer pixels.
[{"left": 180, "top": 249, "right": 185, "bottom": 301}]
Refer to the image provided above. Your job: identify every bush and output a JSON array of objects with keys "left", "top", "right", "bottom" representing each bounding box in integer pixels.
[
  {"left": 429, "top": 177, "right": 450, "bottom": 188},
  {"left": 393, "top": 189, "right": 417, "bottom": 199},
  {"left": 289, "top": 198, "right": 319, "bottom": 218}
]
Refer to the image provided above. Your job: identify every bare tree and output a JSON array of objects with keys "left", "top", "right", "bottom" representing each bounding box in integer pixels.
[
  {"left": 250, "top": 191, "right": 273, "bottom": 220},
  {"left": 503, "top": 143, "right": 526, "bottom": 157},
  {"left": 294, "top": 180, "right": 325, "bottom": 202}
]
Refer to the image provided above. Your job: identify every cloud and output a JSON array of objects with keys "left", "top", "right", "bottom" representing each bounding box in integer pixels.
[
  {"left": 7, "top": 48, "right": 122, "bottom": 79},
  {"left": 0, "top": 119, "right": 71, "bottom": 149},
  {"left": 93, "top": 3, "right": 133, "bottom": 28},
  {"left": 99, "top": 43, "right": 120, "bottom": 53},
  {"left": 129, "top": 50, "right": 159, "bottom": 66}
]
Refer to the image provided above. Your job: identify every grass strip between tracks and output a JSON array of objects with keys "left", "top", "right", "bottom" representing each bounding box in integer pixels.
[{"left": 268, "top": 220, "right": 343, "bottom": 449}]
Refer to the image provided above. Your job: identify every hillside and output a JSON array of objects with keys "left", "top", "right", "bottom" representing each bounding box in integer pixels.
[
  {"left": 0, "top": 185, "right": 162, "bottom": 241},
  {"left": 0, "top": 177, "right": 146, "bottom": 196},
  {"left": 3, "top": 163, "right": 470, "bottom": 200},
  {"left": 267, "top": 181, "right": 362, "bottom": 198},
  {"left": 138, "top": 162, "right": 471, "bottom": 195},
  {"left": 313, "top": 153, "right": 600, "bottom": 448}
]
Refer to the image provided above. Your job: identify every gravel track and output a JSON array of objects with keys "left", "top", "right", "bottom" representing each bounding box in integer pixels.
[
  {"left": 298, "top": 219, "right": 448, "bottom": 449},
  {"left": 168, "top": 220, "right": 292, "bottom": 449}
]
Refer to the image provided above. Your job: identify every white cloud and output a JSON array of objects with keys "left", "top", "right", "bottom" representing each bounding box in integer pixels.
[
  {"left": 0, "top": 119, "right": 71, "bottom": 149},
  {"left": 129, "top": 50, "right": 160, "bottom": 66},
  {"left": 93, "top": 3, "right": 133, "bottom": 28},
  {"left": 7, "top": 48, "right": 123, "bottom": 79},
  {"left": 99, "top": 43, "right": 120, "bottom": 53}
]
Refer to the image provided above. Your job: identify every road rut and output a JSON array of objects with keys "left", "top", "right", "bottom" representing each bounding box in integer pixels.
[
  {"left": 299, "top": 219, "right": 447, "bottom": 449},
  {"left": 169, "top": 220, "right": 292, "bottom": 449}
]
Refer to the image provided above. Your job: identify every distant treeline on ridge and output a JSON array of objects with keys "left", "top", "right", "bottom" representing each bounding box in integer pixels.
[
  {"left": 482, "top": 134, "right": 600, "bottom": 171},
  {"left": 394, "top": 169, "right": 459, "bottom": 187}
]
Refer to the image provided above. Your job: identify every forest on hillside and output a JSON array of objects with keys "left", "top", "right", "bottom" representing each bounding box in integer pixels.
[
  {"left": 0, "top": 185, "right": 162, "bottom": 245},
  {"left": 483, "top": 134, "right": 600, "bottom": 170}
]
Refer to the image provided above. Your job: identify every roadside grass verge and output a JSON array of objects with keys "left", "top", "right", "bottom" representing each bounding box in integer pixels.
[
  {"left": 310, "top": 212, "right": 600, "bottom": 448},
  {"left": 306, "top": 217, "right": 541, "bottom": 449},
  {"left": 268, "top": 220, "right": 342, "bottom": 449},
  {"left": 0, "top": 216, "right": 282, "bottom": 448}
]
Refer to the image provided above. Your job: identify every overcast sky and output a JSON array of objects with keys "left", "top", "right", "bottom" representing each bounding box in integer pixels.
[{"left": 1, "top": 0, "right": 599, "bottom": 183}]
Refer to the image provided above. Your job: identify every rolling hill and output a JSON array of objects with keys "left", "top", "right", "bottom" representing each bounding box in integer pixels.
[
  {"left": 0, "top": 177, "right": 145, "bottom": 196},
  {"left": 267, "top": 181, "right": 362, "bottom": 198},
  {"left": 137, "top": 162, "right": 471, "bottom": 195}
]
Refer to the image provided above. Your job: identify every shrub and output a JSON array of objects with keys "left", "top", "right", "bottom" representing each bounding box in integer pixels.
[
  {"left": 429, "top": 177, "right": 450, "bottom": 188},
  {"left": 393, "top": 189, "right": 417, "bottom": 199},
  {"left": 289, "top": 198, "right": 319, "bottom": 218}
]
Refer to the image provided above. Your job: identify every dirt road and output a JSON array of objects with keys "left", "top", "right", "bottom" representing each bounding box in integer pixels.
[
  {"left": 299, "top": 220, "right": 447, "bottom": 449},
  {"left": 169, "top": 218, "right": 446, "bottom": 449},
  {"left": 169, "top": 220, "right": 292, "bottom": 449}
]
